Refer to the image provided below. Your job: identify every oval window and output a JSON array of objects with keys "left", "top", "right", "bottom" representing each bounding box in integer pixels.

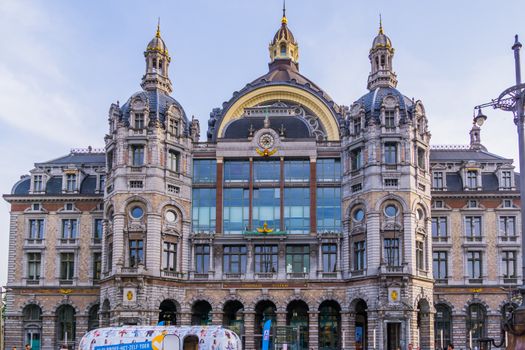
[
  {"left": 353, "top": 208, "right": 365, "bottom": 222},
  {"left": 165, "top": 210, "right": 177, "bottom": 223},
  {"left": 384, "top": 204, "right": 398, "bottom": 217},
  {"left": 130, "top": 206, "right": 144, "bottom": 219}
]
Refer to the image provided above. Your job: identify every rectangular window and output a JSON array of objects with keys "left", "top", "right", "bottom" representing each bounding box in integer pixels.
[
  {"left": 163, "top": 242, "right": 177, "bottom": 272},
  {"left": 384, "top": 238, "right": 400, "bottom": 266},
  {"left": 98, "top": 175, "right": 105, "bottom": 191},
  {"left": 467, "top": 170, "right": 478, "bottom": 188},
  {"left": 254, "top": 245, "right": 278, "bottom": 273},
  {"left": 129, "top": 180, "right": 143, "bottom": 189},
  {"left": 284, "top": 188, "right": 310, "bottom": 234},
  {"left": 224, "top": 160, "right": 250, "bottom": 182},
  {"left": 66, "top": 174, "right": 77, "bottom": 192},
  {"left": 106, "top": 242, "right": 113, "bottom": 271},
  {"left": 168, "top": 118, "right": 179, "bottom": 136},
  {"left": 385, "top": 111, "right": 395, "bottom": 129},
  {"left": 502, "top": 171, "right": 512, "bottom": 188},
  {"left": 316, "top": 159, "right": 341, "bottom": 182},
  {"left": 33, "top": 175, "right": 43, "bottom": 192},
  {"left": 60, "top": 253, "right": 75, "bottom": 280},
  {"left": 384, "top": 143, "right": 397, "bottom": 164},
  {"left": 253, "top": 188, "right": 281, "bottom": 231},
  {"left": 322, "top": 244, "right": 337, "bottom": 273},
  {"left": 351, "top": 148, "right": 363, "bottom": 171},
  {"left": 192, "top": 188, "right": 216, "bottom": 233},
  {"left": 195, "top": 244, "right": 210, "bottom": 274},
  {"left": 93, "top": 252, "right": 102, "bottom": 281},
  {"left": 27, "top": 253, "right": 41, "bottom": 281},
  {"left": 467, "top": 251, "right": 482, "bottom": 279},
  {"left": 286, "top": 245, "right": 310, "bottom": 273},
  {"left": 353, "top": 241, "right": 366, "bottom": 271},
  {"left": 29, "top": 219, "right": 44, "bottom": 240},
  {"left": 353, "top": 118, "right": 361, "bottom": 135},
  {"left": 168, "top": 150, "right": 179, "bottom": 172},
  {"left": 465, "top": 216, "right": 482, "bottom": 241},
  {"left": 223, "top": 188, "right": 249, "bottom": 234},
  {"left": 129, "top": 239, "right": 144, "bottom": 267},
  {"left": 131, "top": 145, "right": 145, "bottom": 166},
  {"left": 502, "top": 251, "right": 517, "bottom": 278},
  {"left": 223, "top": 245, "right": 247, "bottom": 274},
  {"left": 417, "top": 148, "right": 426, "bottom": 170},
  {"left": 384, "top": 178, "right": 398, "bottom": 187},
  {"left": 416, "top": 241, "right": 425, "bottom": 270},
  {"left": 432, "top": 172, "right": 444, "bottom": 189},
  {"left": 254, "top": 160, "right": 280, "bottom": 183},
  {"left": 134, "top": 113, "right": 144, "bottom": 129},
  {"left": 61, "top": 219, "right": 78, "bottom": 240},
  {"left": 93, "top": 219, "right": 103, "bottom": 243},
  {"left": 316, "top": 187, "right": 341, "bottom": 233},
  {"left": 284, "top": 160, "right": 310, "bottom": 182},
  {"left": 193, "top": 160, "right": 217, "bottom": 183},
  {"left": 500, "top": 216, "right": 516, "bottom": 239},
  {"left": 431, "top": 217, "right": 448, "bottom": 241},
  {"left": 433, "top": 251, "right": 448, "bottom": 281}
]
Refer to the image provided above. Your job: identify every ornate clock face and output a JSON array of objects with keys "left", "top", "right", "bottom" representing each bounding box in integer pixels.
[{"left": 259, "top": 133, "right": 275, "bottom": 149}]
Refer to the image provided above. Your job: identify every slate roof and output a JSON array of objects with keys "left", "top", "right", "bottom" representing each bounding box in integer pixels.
[
  {"left": 37, "top": 152, "right": 105, "bottom": 166},
  {"left": 430, "top": 148, "right": 509, "bottom": 162},
  {"left": 355, "top": 87, "right": 414, "bottom": 124}
]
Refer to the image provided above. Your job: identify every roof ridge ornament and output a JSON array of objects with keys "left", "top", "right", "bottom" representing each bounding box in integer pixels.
[
  {"left": 156, "top": 18, "right": 161, "bottom": 38},
  {"left": 379, "top": 14, "right": 383, "bottom": 34},
  {"left": 282, "top": 0, "right": 287, "bottom": 25}
]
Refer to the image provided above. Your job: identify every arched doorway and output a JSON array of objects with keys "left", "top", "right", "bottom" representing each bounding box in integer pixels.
[
  {"left": 183, "top": 335, "right": 199, "bottom": 350},
  {"left": 355, "top": 300, "right": 367, "bottom": 350},
  {"left": 417, "top": 300, "right": 431, "bottom": 349},
  {"left": 159, "top": 299, "right": 178, "bottom": 325},
  {"left": 466, "top": 303, "right": 486, "bottom": 349},
  {"left": 255, "top": 300, "right": 277, "bottom": 350},
  {"left": 87, "top": 304, "right": 99, "bottom": 331},
  {"left": 56, "top": 305, "right": 76, "bottom": 349},
  {"left": 23, "top": 305, "right": 42, "bottom": 350},
  {"left": 318, "top": 300, "right": 341, "bottom": 350},
  {"left": 434, "top": 304, "right": 452, "bottom": 350},
  {"left": 286, "top": 300, "right": 309, "bottom": 350},
  {"left": 101, "top": 299, "right": 110, "bottom": 327},
  {"left": 223, "top": 300, "right": 244, "bottom": 340},
  {"left": 191, "top": 300, "right": 212, "bottom": 325}
]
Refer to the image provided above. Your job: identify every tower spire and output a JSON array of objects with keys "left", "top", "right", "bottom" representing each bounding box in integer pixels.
[
  {"left": 156, "top": 18, "right": 161, "bottom": 38},
  {"left": 379, "top": 14, "right": 383, "bottom": 34},
  {"left": 142, "top": 19, "right": 172, "bottom": 94},
  {"left": 282, "top": 0, "right": 287, "bottom": 25},
  {"left": 269, "top": 1, "right": 298, "bottom": 65},
  {"left": 367, "top": 18, "right": 397, "bottom": 90}
]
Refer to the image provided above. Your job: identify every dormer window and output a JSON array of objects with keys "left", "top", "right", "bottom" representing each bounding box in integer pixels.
[
  {"left": 33, "top": 175, "right": 43, "bottom": 192},
  {"left": 433, "top": 172, "right": 444, "bottom": 190},
  {"left": 98, "top": 175, "right": 106, "bottom": 192},
  {"left": 502, "top": 171, "right": 512, "bottom": 189},
  {"left": 385, "top": 111, "right": 395, "bottom": 129},
  {"left": 66, "top": 174, "right": 77, "bottom": 192},
  {"left": 168, "top": 118, "right": 179, "bottom": 137},
  {"left": 353, "top": 118, "right": 361, "bottom": 135},
  {"left": 467, "top": 170, "right": 478, "bottom": 189},
  {"left": 134, "top": 113, "right": 145, "bottom": 129}
]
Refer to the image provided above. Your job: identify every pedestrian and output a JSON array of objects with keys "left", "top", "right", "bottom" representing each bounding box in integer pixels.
[
  {"left": 25, "top": 344, "right": 31, "bottom": 350},
  {"left": 447, "top": 344, "right": 454, "bottom": 350}
]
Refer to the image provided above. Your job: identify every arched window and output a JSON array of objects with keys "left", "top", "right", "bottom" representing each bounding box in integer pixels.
[
  {"left": 191, "top": 300, "right": 212, "bottom": 326},
  {"left": 24, "top": 304, "right": 42, "bottom": 321},
  {"left": 87, "top": 304, "right": 99, "bottom": 331},
  {"left": 280, "top": 44, "right": 287, "bottom": 56},
  {"left": 318, "top": 301, "right": 341, "bottom": 350},
  {"left": 159, "top": 299, "right": 178, "bottom": 326},
  {"left": 23, "top": 305, "right": 42, "bottom": 350},
  {"left": 56, "top": 305, "right": 76, "bottom": 346},
  {"left": 101, "top": 299, "right": 110, "bottom": 327},
  {"left": 223, "top": 300, "right": 244, "bottom": 341},
  {"left": 466, "top": 303, "right": 486, "bottom": 348},
  {"left": 434, "top": 304, "right": 452, "bottom": 350},
  {"left": 286, "top": 300, "right": 309, "bottom": 350}
]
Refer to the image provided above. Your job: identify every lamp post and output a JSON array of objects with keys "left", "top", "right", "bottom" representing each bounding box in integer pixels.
[{"left": 474, "top": 34, "right": 525, "bottom": 349}]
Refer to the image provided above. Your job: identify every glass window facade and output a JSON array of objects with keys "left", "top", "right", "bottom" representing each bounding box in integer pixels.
[
  {"left": 286, "top": 245, "right": 310, "bottom": 273},
  {"left": 317, "top": 187, "right": 341, "bottom": 233},
  {"left": 316, "top": 159, "right": 341, "bottom": 182},
  {"left": 192, "top": 188, "right": 216, "bottom": 233},
  {"left": 284, "top": 188, "right": 310, "bottom": 234},
  {"left": 253, "top": 188, "right": 280, "bottom": 230},
  {"left": 224, "top": 160, "right": 250, "bottom": 182},
  {"left": 193, "top": 160, "right": 217, "bottom": 183},
  {"left": 284, "top": 160, "right": 310, "bottom": 182},
  {"left": 254, "top": 160, "right": 280, "bottom": 182},
  {"left": 223, "top": 188, "right": 249, "bottom": 234}
]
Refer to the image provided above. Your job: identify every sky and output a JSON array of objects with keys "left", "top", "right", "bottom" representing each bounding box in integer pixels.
[{"left": 1, "top": 0, "right": 525, "bottom": 286}]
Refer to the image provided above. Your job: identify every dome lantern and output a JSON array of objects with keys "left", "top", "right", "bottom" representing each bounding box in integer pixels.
[
  {"left": 141, "top": 20, "right": 173, "bottom": 94},
  {"left": 367, "top": 17, "right": 398, "bottom": 91},
  {"left": 268, "top": 1, "right": 299, "bottom": 66}
]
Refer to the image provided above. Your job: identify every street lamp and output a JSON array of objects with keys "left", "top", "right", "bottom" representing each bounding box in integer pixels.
[{"left": 474, "top": 34, "right": 525, "bottom": 347}]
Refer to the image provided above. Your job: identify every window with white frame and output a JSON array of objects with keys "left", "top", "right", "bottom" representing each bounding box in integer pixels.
[
  {"left": 61, "top": 219, "right": 78, "bottom": 240},
  {"left": 502, "top": 251, "right": 517, "bottom": 279},
  {"left": 168, "top": 150, "right": 180, "bottom": 172},
  {"left": 351, "top": 148, "right": 363, "bottom": 171},
  {"left": 499, "top": 216, "right": 516, "bottom": 240},
  {"left": 467, "top": 251, "right": 482, "bottom": 280},
  {"left": 29, "top": 219, "right": 44, "bottom": 240},
  {"left": 168, "top": 118, "right": 180, "bottom": 136},
  {"left": 502, "top": 171, "right": 512, "bottom": 188},
  {"left": 162, "top": 242, "right": 177, "bottom": 272},
  {"left": 432, "top": 172, "right": 444, "bottom": 189},
  {"left": 466, "top": 170, "right": 478, "bottom": 189},
  {"left": 384, "top": 143, "right": 397, "bottom": 164},
  {"left": 27, "top": 252, "right": 41, "bottom": 281},
  {"left": 66, "top": 174, "right": 77, "bottom": 192},
  {"left": 353, "top": 241, "right": 366, "bottom": 271},
  {"left": 134, "top": 113, "right": 145, "bottom": 129},
  {"left": 385, "top": 110, "right": 395, "bottom": 129},
  {"left": 433, "top": 251, "right": 448, "bottom": 282},
  {"left": 131, "top": 145, "right": 145, "bottom": 166},
  {"left": 33, "top": 175, "right": 43, "bottom": 192},
  {"left": 60, "top": 253, "right": 75, "bottom": 281},
  {"left": 465, "top": 216, "right": 482, "bottom": 241},
  {"left": 431, "top": 217, "right": 448, "bottom": 241},
  {"left": 416, "top": 240, "right": 425, "bottom": 270}
]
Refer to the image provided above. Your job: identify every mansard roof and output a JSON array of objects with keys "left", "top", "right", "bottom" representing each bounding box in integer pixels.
[
  {"left": 36, "top": 150, "right": 105, "bottom": 166},
  {"left": 429, "top": 147, "right": 510, "bottom": 162},
  {"left": 354, "top": 86, "right": 414, "bottom": 123}
]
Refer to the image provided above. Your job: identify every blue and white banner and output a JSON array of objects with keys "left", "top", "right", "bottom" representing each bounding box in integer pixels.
[{"left": 262, "top": 319, "right": 272, "bottom": 350}]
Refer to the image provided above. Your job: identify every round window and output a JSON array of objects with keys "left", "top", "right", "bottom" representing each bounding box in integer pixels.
[
  {"left": 165, "top": 210, "right": 177, "bottom": 223},
  {"left": 353, "top": 208, "right": 365, "bottom": 222},
  {"left": 384, "top": 204, "right": 398, "bottom": 217},
  {"left": 130, "top": 206, "right": 144, "bottom": 219}
]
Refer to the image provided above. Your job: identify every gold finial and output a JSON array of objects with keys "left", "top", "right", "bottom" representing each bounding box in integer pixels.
[
  {"left": 378, "top": 14, "right": 384, "bottom": 34},
  {"left": 281, "top": 0, "right": 287, "bottom": 24},
  {"left": 156, "top": 17, "right": 161, "bottom": 38}
]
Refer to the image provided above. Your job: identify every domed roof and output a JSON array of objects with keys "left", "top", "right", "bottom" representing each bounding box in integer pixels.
[
  {"left": 271, "top": 19, "right": 296, "bottom": 45},
  {"left": 146, "top": 26, "right": 168, "bottom": 55},
  {"left": 355, "top": 87, "right": 414, "bottom": 123},
  {"left": 120, "top": 90, "right": 188, "bottom": 134},
  {"left": 371, "top": 22, "right": 392, "bottom": 49}
]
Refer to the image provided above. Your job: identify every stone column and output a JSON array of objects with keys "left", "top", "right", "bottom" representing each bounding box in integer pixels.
[
  {"left": 146, "top": 213, "right": 162, "bottom": 276},
  {"left": 452, "top": 313, "right": 467, "bottom": 349},
  {"left": 367, "top": 212, "right": 381, "bottom": 271},
  {"left": 341, "top": 310, "right": 353, "bottom": 350},
  {"left": 113, "top": 214, "right": 125, "bottom": 274},
  {"left": 367, "top": 311, "right": 380, "bottom": 350},
  {"left": 179, "top": 310, "right": 192, "bottom": 326},
  {"left": 75, "top": 314, "right": 89, "bottom": 348},
  {"left": 277, "top": 310, "right": 287, "bottom": 328},
  {"left": 41, "top": 314, "right": 55, "bottom": 350},
  {"left": 211, "top": 311, "right": 223, "bottom": 326},
  {"left": 309, "top": 311, "right": 319, "bottom": 350},
  {"left": 244, "top": 310, "right": 256, "bottom": 350}
]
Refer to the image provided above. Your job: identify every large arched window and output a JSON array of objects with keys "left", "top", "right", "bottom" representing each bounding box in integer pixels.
[
  {"left": 159, "top": 299, "right": 178, "bottom": 326},
  {"left": 87, "top": 304, "right": 99, "bottom": 331},
  {"left": 191, "top": 300, "right": 212, "bottom": 326},
  {"left": 319, "top": 301, "right": 341, "bottom": 350},
  {"left": 434, "top": 304, "right": 452, "bottom": 349},
  {"left": 23, "top": 305, "right": 42, "bottom": 350},
  {"left": 56, "top": 305, "right": 76, "bottom": 346},
  {"left": 286, "top": 300, "right": 309, "bottom": 350},
  {"left": 100, "top": 299, "right": 110, "bottom": 327},
  {"left": 466, "top": 303, "right": 486, "bottom": 348}
]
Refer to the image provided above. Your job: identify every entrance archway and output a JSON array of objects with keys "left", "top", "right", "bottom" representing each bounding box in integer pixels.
[
  {"left": 255, "top": 300, "right": 277, "bottom": 350},
  {"left": 223, "top": 300, "right": 244, "bottom": 341},
  {"left": 286, "top": 300, "right": 309, "bottom": 350},
  {"left": 191, "top": 300, "right": 212, "bottom": 325},
  {"left": 417, "top": 299, "right": 431, "bottom": 349},
  {"left": 159, "top": 299, "right": 178, "bottom": 325},
  {"left": 355, "top": 300, "right": 367, "bottom": 350},
  {"left": 318, "top": 300, "right": 341, "bottom": 350}
]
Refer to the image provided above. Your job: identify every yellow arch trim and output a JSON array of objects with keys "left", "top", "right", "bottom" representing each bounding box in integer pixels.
[{"left": 217, "top": 85, "right": 340, "bottom": 141}]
